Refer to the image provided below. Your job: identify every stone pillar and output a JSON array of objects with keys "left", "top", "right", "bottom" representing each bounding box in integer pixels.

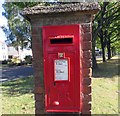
[
  {"left": 31, "top": 26, "right": 45, "bottom": 114},
  {"left": 81, "top": 23, "right": 92, "bottom": 115},
  {"left": 22, "top": 2, "right": 100, "bottom": 115}
]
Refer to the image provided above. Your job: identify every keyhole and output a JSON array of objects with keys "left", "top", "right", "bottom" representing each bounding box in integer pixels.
[{"left": 54, "top": 82, "right": 56, "bottom": 86}]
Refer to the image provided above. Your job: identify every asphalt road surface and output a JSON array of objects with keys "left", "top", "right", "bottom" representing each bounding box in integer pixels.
[{"left": 0, "top": 65, "right": 33, "bottom": 82}]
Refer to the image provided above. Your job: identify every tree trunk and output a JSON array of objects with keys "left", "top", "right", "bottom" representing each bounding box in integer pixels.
[
  {"left": 107, "top": 37, "right": 111, "bottom": 60},
  {"left": 92, "top": 34, "right": 98, "bottom": 70},
  {"left": 111, "top": 47, "right": 113, "bottom": 57},
  {"left": 104, "top": 30, "right": 111, "bottom": 60},
  {"left": 100, "top": 30, "right": 106, "bottom": 62},
  {"left": 101, "top": 42, "right": 106, "bottom": 62},
  {"left": 98, "top": 2, "right": 109, "bottom": 62}
]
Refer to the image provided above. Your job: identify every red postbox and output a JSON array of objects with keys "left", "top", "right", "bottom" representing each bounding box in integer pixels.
[{"left": 42, "top": 24, "right": 82, "bottom": 112}]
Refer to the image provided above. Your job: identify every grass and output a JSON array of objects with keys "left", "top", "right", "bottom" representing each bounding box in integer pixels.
[
  {"left": 92, "top": 55, "right": 119, "bottom": 114},
  {"left": 0, "top": 76, "right": 35, "bottom": 115},
  {"left": 0, "top": 55, "right": 119, "bottom": 115}
]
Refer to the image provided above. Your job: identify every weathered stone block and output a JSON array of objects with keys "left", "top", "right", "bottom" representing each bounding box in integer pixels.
[
  {"left": 35, "top": 93, "right": 44, "bottom": 101},
  {"left": 82, "top": 103, "right": 91, "bottom": 111},
  {"left": 82, "top": 59, "right": 92, "bottom": 68},
  {"left": 82, "top": 68, "right": 92, "bottom": 77},
  {"left": 34, "top": 86, "right": 44, "bottom": 94},
  {"left": 82, "top": 41, "right": 92, "bottom": 50},
  {"left": 32, "top": 44, "right": 42, "bottom": 52},
  {"left": 83, "top": 78, "right": 91, "bottom": 86},
  {"left": 82, "top": 50, "right": 92, "bottom": 59},
  {"left": 81, "top": 24, "right": 91, "bottom": 33},
  {"left": 82, "top": 32, "right": 92, "bottom": 41},
  {"left": 31, "top": 26, "right": 41, "bottom": 36},
  {"left": 32, "top": 36, "right": 41, "bottom": 44},
  {"left": 35, "top": 101, "right": 45, "bottom": 114}
]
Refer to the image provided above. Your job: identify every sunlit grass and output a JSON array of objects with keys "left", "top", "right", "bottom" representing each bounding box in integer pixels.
[
  {"left": 1, "top": 76, "right": 35, "bottom": 114},
  {"left": 92, "top": 56, "right": 119, "bottom": 114}
]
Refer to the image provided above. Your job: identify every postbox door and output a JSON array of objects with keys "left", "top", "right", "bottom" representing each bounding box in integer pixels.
[{"left": 45, "top": 52, "right": 77, "bottom": 110}]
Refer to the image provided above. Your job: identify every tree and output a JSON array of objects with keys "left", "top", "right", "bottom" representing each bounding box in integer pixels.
[
  {"left": 93, "top": 2, "right": 120, "bottom": 65},
  {"left": 2, "top": 2, "right": 64, "bottom": 49},
  {"left": 94, "top": 2, "right": 109, "bottom": 62},
  {"left": 103, "top": 2, "right": 120, "bottom": 59},
  {"left": 2, "top": 3, "right": 31, "bottom": 50}
]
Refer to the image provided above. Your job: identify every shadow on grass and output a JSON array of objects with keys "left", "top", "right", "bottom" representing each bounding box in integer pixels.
[
  {"left": 2, "top": 76, "right": 34, "bottom": 97},
  {"left": 93, "top": 58, "right": 120, "bottom": 78}
]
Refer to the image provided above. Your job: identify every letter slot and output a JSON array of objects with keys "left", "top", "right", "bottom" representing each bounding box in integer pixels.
[{"left": 50, "top": 38, "right": 73, "bottom": 44}]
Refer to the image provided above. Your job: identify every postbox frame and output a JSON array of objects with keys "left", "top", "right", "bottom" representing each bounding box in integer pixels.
[{"left": 42, "top": 24, "right": 82, "bottom": 113}]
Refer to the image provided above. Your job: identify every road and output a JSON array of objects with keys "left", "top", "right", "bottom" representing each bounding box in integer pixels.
[{"left": 0, "top": 65, "right": 33, "bottom": 82}]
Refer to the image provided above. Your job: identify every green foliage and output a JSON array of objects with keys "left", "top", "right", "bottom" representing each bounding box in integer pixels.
[
  {"left": 2, "top": 3, "right": 31, "bottom": 49},
  {"left": 93, "top": 2, "right": 120, "bottom": 62},
  {"left": 24, "top": 55, "right": 32, "bottom": 64}
]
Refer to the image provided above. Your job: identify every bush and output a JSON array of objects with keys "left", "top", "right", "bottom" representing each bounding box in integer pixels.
[
  {"left": 2, "top": 60, "right": 8, "bottom": 64},
  {"left": 8, "top": 57, "right": 22, "bottom": 66},
  {"left": 24, "top": 55, "right": 32, "bottom": 64},
  {"left": 11, "top": 57, "right": 21, "bottom": 64}
]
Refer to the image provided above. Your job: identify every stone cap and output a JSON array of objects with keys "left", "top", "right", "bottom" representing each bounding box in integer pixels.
[{"left": 22, "top": 2, "right": 100, "bottom": 15}]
